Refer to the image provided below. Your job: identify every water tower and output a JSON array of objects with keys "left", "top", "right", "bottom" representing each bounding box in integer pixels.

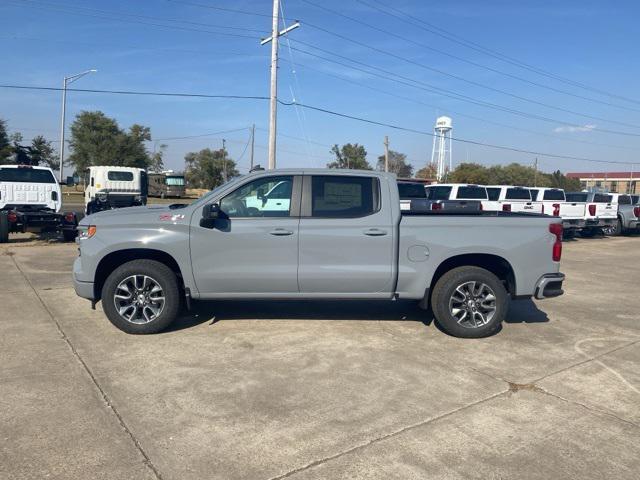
[{"left": 430, "top": 116, "right": 453, "bottom": 182}]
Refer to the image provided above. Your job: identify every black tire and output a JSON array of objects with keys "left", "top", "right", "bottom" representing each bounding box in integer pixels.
[
  {"left": 62, "top": 228, "right": 77, "bottom": 242},
  {"left": 611, "top": 218, "right": 623, "bottom": 236},
  {"left": 0, "top": 212, "right": 9, "bottom": 244},
  {"left": 431, "top": 266, "right": 508, "bottom": 338},
  {"left": 563, "top": 229, "right": 576, "bottom": 240},
  {"left": 580, "top": 228, "right": 596, "bottom": 238},
  {"left": 101, "top": 259, "right": 180, "bottom": 334}
]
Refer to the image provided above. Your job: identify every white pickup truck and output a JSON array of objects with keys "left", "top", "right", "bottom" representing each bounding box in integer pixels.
[
  {"left": 530, "top": 187, "right": 585, "bottom": 237},
  {"left": 485, "top": 186, "right": 543, "bottom": 213},
  {"left": 425, "top": 183, "right": 490, "bottom": 210},
  {"left": 0, "top": 164, "right": 77, "bottom": 243}
]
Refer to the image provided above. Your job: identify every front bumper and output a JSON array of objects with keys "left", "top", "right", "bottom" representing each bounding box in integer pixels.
[
  {"left": 73, "top": 256, "right": 95, "bottom": 300},
  {"left": 534, "top": 273, "right": 565, "bottom": 300}
]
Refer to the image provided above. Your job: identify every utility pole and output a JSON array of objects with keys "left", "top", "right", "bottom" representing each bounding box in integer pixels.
[
  {"left": 222, "top": 138, "right": 227, "bottom": 182},
  {"left": 58, "top": 69, "right": 96, "bottom": 182},
  {"left": 383, "top": 136, "right": 390, "bottom": 172},
  {"left": 250, "top": 124, "right": 255, "bottom": 170},
  {"left": 533, "top": 157, "right": 538, "bottom": 187},
  {"left": 261, "top": 2, "right": 300, "bottom": 170}
]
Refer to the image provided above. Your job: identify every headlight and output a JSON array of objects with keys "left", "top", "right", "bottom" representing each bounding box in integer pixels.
[
  {"left": 77, "top": 225, "right": 97, "bottom": 240},
  {"left": 96, "top": 192, "right": 108, "bottom": 202}
]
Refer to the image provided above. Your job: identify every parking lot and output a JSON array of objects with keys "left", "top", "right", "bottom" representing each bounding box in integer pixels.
[{"left": 1, "top": 235, "right": 638, "bottom": 480}]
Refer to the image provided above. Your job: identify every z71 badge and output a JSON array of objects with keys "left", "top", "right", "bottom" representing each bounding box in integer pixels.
[{"left": 159, "top": 213, "right": 185, "bottom": 222}]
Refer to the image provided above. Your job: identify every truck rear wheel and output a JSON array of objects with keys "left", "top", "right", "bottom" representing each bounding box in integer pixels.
[
  {"left": 101, "top": 259, "right": 180, "bottom": 334},
  {"left": 431, "top": 266, "right": 508, "bottom": 338},
  {"left": 0, "top": 212, "right": 9, "bottom": 243}
]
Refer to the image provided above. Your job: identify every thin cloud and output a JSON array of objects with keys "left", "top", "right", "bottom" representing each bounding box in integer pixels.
[{"left": 554, "top": 124, "right": 597, "bottom": 133}]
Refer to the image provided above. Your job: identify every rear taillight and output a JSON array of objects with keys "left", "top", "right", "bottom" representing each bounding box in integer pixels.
[
  {"left": 479, "top": 203, "right": 483, "bottom": 211},
  {"left": 431, "top": 203, "right": 442, "bottom": 211},
  {"left": 7, "top": 212, "right": 17, "bottom": 223},
  {"left": 541, "top": 204, "right": 544, "bottom": 214},
  {"left": 502, "top": 204, "right": 511, "bottom": 212},
  {"left": 549, "top": 223, "right": 563, "bottom": 262},
  {"left": 552, "top": 203, "right": 560, "bottom": 217},
  {"left": 64, "top": 212, "right": 76, "bottom": 223},
  {"left": 588, "top": 204, "right": 596, "bottom": 216},
  {"left": 634, "top": 206, "right": 640, "bottom": 218}
]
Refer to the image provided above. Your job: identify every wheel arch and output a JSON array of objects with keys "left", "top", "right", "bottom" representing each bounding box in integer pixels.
[
  {"left": 422, "top": 253, "right": 516, "bottom": 308},
  {"left": 94, "top": 248, "right": 184, "bottom": 301}
]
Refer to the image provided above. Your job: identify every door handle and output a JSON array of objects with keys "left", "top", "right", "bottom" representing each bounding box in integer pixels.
[
  {"left": 363, "top": 228, "right": 388, "bottom": 236},
  {"left": 269, "top": 228, "right": 294, "bottom": 236}
]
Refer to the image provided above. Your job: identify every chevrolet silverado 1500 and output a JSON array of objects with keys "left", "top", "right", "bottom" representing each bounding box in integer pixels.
[{"left": 73, "top": 169, "right": 564, "bottom": 338}]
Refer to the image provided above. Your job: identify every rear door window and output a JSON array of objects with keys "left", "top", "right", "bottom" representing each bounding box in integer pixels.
[
  {"left": 566, "top": 192, "right": 587, "bottom": 202},
  {"left": 618, "top": 195, "right": 631, "bottom": 205},
  {"left": 0, "top": 167, "right": 56, "bottom": 183},
  {"left": 543, "top": 189, "right": 565, "bottom": 201},
  {"left": 456, "top": 186, "right": 487, "bottom": 200},
  {"left": 505, "top": 188, "right": 531, "bottom": 200},
  {"left": 593, "top": 194, "right": 612, "bottom": 203},
  {"left": 486, "top": 188, "right": 500, "bottom": 201},
  {"left": 311, "top": 176, "right": 378, "bottom": 218},
  {"left": 108, "top": 171, "right": 134, "bottom": 181},
  {"left": 425, "top": 186, "right": 452, "bottom": 200},
  {"left": 397, "top": 182, "right": 426, "bottom": 199}
]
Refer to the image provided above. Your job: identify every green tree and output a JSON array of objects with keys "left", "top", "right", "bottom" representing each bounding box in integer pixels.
[
  {"left": 450, "top": 162, "right": 490, "bottom": 184},
  {"left": 184, "top": 148, "right": 239, "bottom": 189},
  {"left": 327, "top": 143, "right": 372, "bottom": 170},
  {"left": 67, "top": 111, "right": 152, "bottom": 173},
  {"left": 0, "top": 119, "right": 11, "bottom": 162},
  {"left": 376, "top": 150, "right": 413, "bottom": 177},
  {"left": 30, "top": 135, "right": 59, "bottom": 170},
  {"left": 546, "top": 169, "right": 581, "bottom": 191},
  {"left": 415, "top": 163, "right": 438, "bottom": 180},
  {"left": 150, "top": 143, "right": 168, "bottom": 173}
]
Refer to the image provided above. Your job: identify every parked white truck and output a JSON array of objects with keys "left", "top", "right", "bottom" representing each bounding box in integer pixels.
[
  {"left": 485, "top": 186, "right": 543, "bottom": 213},
  {"left": 85, "top": 166, "right": 147, "bottom": 215},
  {"left": 0, "top": 164, "right": 77, "bottom": 243},
  {"left": 529, "top": 187, "right": 585, "bottom": 237}
]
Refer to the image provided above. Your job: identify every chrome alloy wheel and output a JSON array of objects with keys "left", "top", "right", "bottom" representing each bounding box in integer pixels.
[
  {"left": 448, "top": 281, "right": 497, "bottom": 329},
  {"left": 113, "top": 275, "right": 165, "bottom": 324}
]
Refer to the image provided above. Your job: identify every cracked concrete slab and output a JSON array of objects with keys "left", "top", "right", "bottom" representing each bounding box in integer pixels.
[
  {"left": 282, "top": 389, "right": 640, "bottom": 480},
  {"left": 2, "top": 235, "right": 639, "bottom": 480}
]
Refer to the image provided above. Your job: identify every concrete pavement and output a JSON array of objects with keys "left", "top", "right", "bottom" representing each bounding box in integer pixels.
[{"left": 0, "top": 236, "right": 638, "bottom": 479}]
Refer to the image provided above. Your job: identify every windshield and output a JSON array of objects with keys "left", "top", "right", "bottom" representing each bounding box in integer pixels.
[
  {"left": 166, "top": 176, "right": 184, "bottom": 186},
  {"left": 506, "top": 188, "right": 532, "bottom": 200},
  {"left": 593, "top": 194, "right": 612, "bottom": 203},
  {"left": 398, "top": 182, "right": 427, "bottom": 199},
  {"left": 456, "top": 186, "right": 487, "bottom": 200},
  {"left": 543, "top": 189, "right": 565, "bottom": 201},
  {"left": 0, "top": 167, "right": 56, "bottom": 183},
  {"left": 108, "top": 171, "right": 134, "bottom": 181},
  {"left": 191, "top": 176, "right": 245, "bottom": 207}
]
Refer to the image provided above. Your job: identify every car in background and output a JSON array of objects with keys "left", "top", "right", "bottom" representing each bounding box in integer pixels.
[
  {"left": 485, "top": 186, "right": 543, "bottom": 213},
  {"left": 148, "top": 171, "right": 186, "bottom": 198},
  {"left": 609, "top": 193, "right": 639, "bottom": 235},
  {"left": 425, "top": 183, "right": 489, "bottom": 210},
  {"left": 530, "top": 187, "right": 585, "bottom": 237}
]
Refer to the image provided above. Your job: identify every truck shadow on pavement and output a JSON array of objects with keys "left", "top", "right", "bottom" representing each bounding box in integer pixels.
[{"left": 165, "top": 298, "right": 549, "bottom": 333}]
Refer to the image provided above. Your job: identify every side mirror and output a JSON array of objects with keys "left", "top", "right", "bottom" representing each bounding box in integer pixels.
[{"left": 202, "top": 203, "right": 221, "bottom": 220}]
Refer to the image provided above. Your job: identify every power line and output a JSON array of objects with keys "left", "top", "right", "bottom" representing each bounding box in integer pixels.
[
  {"left": 283, "top": 57, "right": 640, "bottom": 153},
  {"left": 278, "top": 99, "right": 638, "bottom": 165},
  {"left": 0, "top": 84, "right": 269, "bottom": 100},
  {"left": 298, "top": 20, "right": 640, "bottom": 130},
  {"left": 154, "top": 127, "right": 250, "bottom": 141},
  {"left": 4, "top": 83, "right": 636, "bottom": 164},
  {"left": 287, "top": 42, "right": 640, "bottom": 138},
  {"left": 8, "top": 0, "right": 260, "bottom": 39},
  {"left": 356, "top": 0, "right": 640, "bottom": 106},
  {"left": 301, "top": 0, "right": 640, "bottom": 113}
]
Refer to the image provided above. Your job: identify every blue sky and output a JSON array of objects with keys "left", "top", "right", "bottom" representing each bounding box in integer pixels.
[{"left": 1, "top": 0, "right": 639, "bottom": 174}]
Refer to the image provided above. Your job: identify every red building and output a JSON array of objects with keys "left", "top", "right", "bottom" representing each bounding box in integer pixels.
[{"left": 566, "top": 171, "right": 639, "bottom": 193}]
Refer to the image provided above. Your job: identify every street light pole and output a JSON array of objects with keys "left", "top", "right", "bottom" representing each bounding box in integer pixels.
[{"left": 58, "top": 69, "right": 97, "bottom": 182}]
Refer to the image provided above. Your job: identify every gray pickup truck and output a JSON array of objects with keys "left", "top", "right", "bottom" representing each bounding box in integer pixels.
[{"left": 73, "top": 169, "right": 564, "bottom": 338}]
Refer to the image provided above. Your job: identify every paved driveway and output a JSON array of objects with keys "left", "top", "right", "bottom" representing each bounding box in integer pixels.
[{"left": 1, "top": 236, "right": 638, "bottom": 479}]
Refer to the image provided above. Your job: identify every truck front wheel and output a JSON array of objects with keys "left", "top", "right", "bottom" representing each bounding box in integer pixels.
[
  {"left": 101, "top": 259, "right": 180, "bottom": 334},
  {"left": 431, "top": 266, "right": 508, "bottom": 338}
]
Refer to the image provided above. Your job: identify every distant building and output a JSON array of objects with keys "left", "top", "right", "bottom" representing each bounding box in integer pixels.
[{"left": 566, "top": 171, "right": 639, "bottom": 194}]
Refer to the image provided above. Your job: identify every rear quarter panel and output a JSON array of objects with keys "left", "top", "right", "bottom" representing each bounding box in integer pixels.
[{"left": 397, "top": 215, "right": 559, "bottom": 298}]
